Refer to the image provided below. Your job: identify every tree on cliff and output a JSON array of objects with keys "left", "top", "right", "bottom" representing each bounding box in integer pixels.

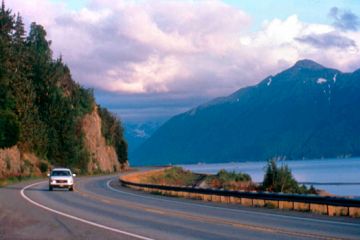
[{"left": 0, "top": 1, "right": 20, "bottom": 148}]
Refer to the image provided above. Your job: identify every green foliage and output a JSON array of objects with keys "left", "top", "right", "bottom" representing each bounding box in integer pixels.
[
  {"left": 0, "top": 111, "right": 20, "bottom": 148},
  {"left": 262, "top": 160, "right": 313, "bottom": 194},
  {"left": 216, "top": 169, "right": 252, "bottom": 182},
  {"left": 98, "top": 106, "right": 128, "bottom": 164},
  {"left": 39, "top": 162, "right": 48, "bottom": 173},
  {"left": 0, "top": 2, "right": 127, "bottom": 172}
]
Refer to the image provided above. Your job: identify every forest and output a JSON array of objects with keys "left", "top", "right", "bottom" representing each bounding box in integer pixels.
[{"left": 0, "top": 2, "right": 127, "bottom": 172}]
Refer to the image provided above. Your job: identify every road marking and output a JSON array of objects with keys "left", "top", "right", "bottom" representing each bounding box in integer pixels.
[
  {"left": 21, "top": 182, "right": 155, "bottom": 240},
  {"left": 106, "top": 179, "right": 360, "bottom": 228}
]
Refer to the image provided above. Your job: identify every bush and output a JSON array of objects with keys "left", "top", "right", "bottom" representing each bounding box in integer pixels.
[
  {"left": 217, "top": 169, "right": 252, "bottom": 182},
  {"left": 39, "top": 162, "right": 48, "bottom": 173},
  {"left": 206, "top": 169, "right": 254, "bottom": 191}
]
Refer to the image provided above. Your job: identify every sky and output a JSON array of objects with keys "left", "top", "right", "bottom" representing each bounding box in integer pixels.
[{"left": 7, "top": 0, "right": 360, "bottom": 123}]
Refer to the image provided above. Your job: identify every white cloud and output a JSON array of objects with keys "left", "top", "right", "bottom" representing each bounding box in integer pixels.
[{"left": 7, "top": 0, "right": 360, "bottom": 100}]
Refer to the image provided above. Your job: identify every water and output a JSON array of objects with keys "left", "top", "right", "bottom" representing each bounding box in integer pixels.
[{"left": 180, "top": 158, "right": 360, "bottom": 197}]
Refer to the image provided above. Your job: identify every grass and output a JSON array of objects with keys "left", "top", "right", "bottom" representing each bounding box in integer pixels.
[
  {"left": 143, "top": 167, "right": 201, "bottom": 187},
  {"left": 0, "top": 175, "right": 42, "bottom": 187}
]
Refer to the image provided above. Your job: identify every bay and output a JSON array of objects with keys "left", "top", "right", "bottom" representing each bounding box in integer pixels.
[{"left": 180, "top": 158, "right": 360, "bottom": 197}]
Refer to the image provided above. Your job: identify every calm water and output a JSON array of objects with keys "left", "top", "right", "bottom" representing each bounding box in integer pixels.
[{"left": 180, "top": 158, "right": 360, "bottom": 197}]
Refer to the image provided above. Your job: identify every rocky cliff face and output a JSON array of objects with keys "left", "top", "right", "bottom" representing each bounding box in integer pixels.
[
  {"left": 82, "top": 107, "right": 128, "bottom": 173},
  {"left": 0, "top": 146, "right": 42, "bottom": 179}
]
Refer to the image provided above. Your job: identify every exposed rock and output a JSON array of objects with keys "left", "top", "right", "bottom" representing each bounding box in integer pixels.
[
  {"left": 82, "top": 106, "right": 126, "bottom": 173},
  {"left": 0, "top": 146, "right": 42, "bottom": 179},
  {"left": 0, "top": 146, "right": 21, "bottom": 178}
]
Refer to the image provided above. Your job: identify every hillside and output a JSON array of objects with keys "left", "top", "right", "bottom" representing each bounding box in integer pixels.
[
  {"left": 133, "top": 59, "right": 360, "bottom": 165},
  {"left": 0, "top": 3, "right": 128, "bottom": 179}
]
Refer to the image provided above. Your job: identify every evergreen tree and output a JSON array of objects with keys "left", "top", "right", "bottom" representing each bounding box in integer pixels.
[
  {"left": 262, "top": 159, "right": 307, "bottom": 194},
  {"left": 0, "top": 1, "right": 19, "bottom": 148}
]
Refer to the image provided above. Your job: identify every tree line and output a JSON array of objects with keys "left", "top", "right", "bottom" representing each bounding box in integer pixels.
[{"left": 0, "top": 1, "right": 127, "bottom": 172}]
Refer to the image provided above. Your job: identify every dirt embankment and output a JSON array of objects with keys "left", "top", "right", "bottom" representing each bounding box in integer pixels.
[
  {"left": 82, "top": 106, "right": 128, "bottom": 173},
  {"left": 0, "top": 146, "right": 42, "bottom": 179}
]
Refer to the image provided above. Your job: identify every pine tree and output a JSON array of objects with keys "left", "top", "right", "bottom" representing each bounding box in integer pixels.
[{"left": 0, "top": 1, "right": 19, "bottom": 148}]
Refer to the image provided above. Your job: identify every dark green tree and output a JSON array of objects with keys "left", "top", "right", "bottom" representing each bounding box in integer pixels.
[
  {"left": 0, "top": 1, "right": 20, "bottom": 148},
  {"left": 0, "top": 111, "right": 19, "bottom": 148},
  {"left": 262, "top": 159, "right": 303, "bottom": 193}
]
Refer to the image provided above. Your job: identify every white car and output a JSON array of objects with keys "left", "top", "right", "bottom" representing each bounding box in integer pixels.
[{"left": 48, "top": 168, "right": 76, "bottom": 191}]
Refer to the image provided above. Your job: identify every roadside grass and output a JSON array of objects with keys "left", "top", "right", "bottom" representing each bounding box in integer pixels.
[
  {"left": 143, "top": 167, "right": 201, "bottom": 187},
  {"left": 0, "top": 175, "right": 42, "bottom": 187}
]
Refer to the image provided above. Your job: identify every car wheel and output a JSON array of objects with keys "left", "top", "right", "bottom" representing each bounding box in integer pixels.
[
  {"left": 69, "top": 186, "right": 74, "bottom": 191},
  {"left": 49, "top": 186, "right": 53, "bottom": 191}
]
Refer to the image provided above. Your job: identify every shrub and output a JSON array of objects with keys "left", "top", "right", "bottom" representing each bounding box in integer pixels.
[
  {"left": 217, "top": 169, "right": 252, "bottom": 182},
  {"left": 206, "top": 169, "right": 254, "bottom": 191},
  {"left": 39, "top": 162, "right": 48, "bottom": 173}
]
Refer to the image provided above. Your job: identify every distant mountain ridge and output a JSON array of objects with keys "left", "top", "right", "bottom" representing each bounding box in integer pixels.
[
  {"left": 125, "top": 122, "right": 162, "bottom": 153},
  {"left": 133, "top": 59, "right": 360, "bottom": 166}
]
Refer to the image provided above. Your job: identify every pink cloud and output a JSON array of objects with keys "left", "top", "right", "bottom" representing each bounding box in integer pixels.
[{"left": 7, "top": 0, "right": 360, "bottom": 100}]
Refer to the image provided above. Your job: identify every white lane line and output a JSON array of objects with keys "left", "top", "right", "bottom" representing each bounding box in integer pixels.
[
  {"left": 21, "top": 181, "right": 155, "bottom": 240},
  {"left": 107, "top": 179, "right": 360, "bottom": 227}
]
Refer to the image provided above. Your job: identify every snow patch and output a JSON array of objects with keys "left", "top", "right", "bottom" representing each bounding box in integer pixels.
[
  {"left": 189, "top": 108, "right": 197, "bottom": 116},
  {"left": 317, "top": 78, "right": 327, "bottom": 84},
  {"left": 267, "top": 77, "right": 272, "bottom": 86},
  {"left": 134, "top": 129, "right": 147, "bottom": 138},
  {"left": 333, "top": 74, "right": 337, "bottom": 83}
]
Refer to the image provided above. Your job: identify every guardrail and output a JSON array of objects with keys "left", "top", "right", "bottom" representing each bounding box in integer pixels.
[{"left": 119, "top": 169, "right": 360, "bottom": 217}]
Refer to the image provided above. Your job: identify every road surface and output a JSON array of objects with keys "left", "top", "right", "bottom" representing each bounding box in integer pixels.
[{"left": 1, "top": 172, "right": 360, "bottom": 240}]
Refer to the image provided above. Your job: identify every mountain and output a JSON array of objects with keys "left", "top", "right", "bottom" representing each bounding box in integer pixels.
[
  {"left": 124, "top": 122, "right": 162, "bottom": 154},
  {"left": 133, "top": 59, "right": 360, "bottom": 166},
  {"left": 0, "top": 3, "right": 127, "bottom": 179}
]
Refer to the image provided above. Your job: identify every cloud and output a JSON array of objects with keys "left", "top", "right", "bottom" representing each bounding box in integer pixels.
[
  {"left": 6, "top": 1, "right": 360, "bottom": 122},
  {"left": 329, "top": 7, "right": 360, "bottom": 31},
  {"left": 296, "top": 32, "right": 357, "bottom": 49}
]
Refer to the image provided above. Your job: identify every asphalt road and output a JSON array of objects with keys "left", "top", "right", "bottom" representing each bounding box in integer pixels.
[{"left": 1, "top": 172, "right": 360, "bottom": 240}]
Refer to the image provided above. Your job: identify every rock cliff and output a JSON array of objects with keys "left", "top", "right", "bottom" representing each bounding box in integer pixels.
[{"left": 82, "top": 107, "right": 128, "bottom": 173}]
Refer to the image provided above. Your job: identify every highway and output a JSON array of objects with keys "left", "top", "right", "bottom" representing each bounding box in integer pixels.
[{"left": 1, "top": 172, "right": 360, "bottom": 240}]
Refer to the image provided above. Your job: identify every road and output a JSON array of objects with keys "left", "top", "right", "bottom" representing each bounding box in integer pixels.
[{"left": 1, "top": 172, "right": 360, "bottom": 240}]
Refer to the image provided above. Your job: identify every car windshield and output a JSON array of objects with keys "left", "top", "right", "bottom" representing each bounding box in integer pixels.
[{"left": 51, "top": 170, "right": 71, "bottom": 176}]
